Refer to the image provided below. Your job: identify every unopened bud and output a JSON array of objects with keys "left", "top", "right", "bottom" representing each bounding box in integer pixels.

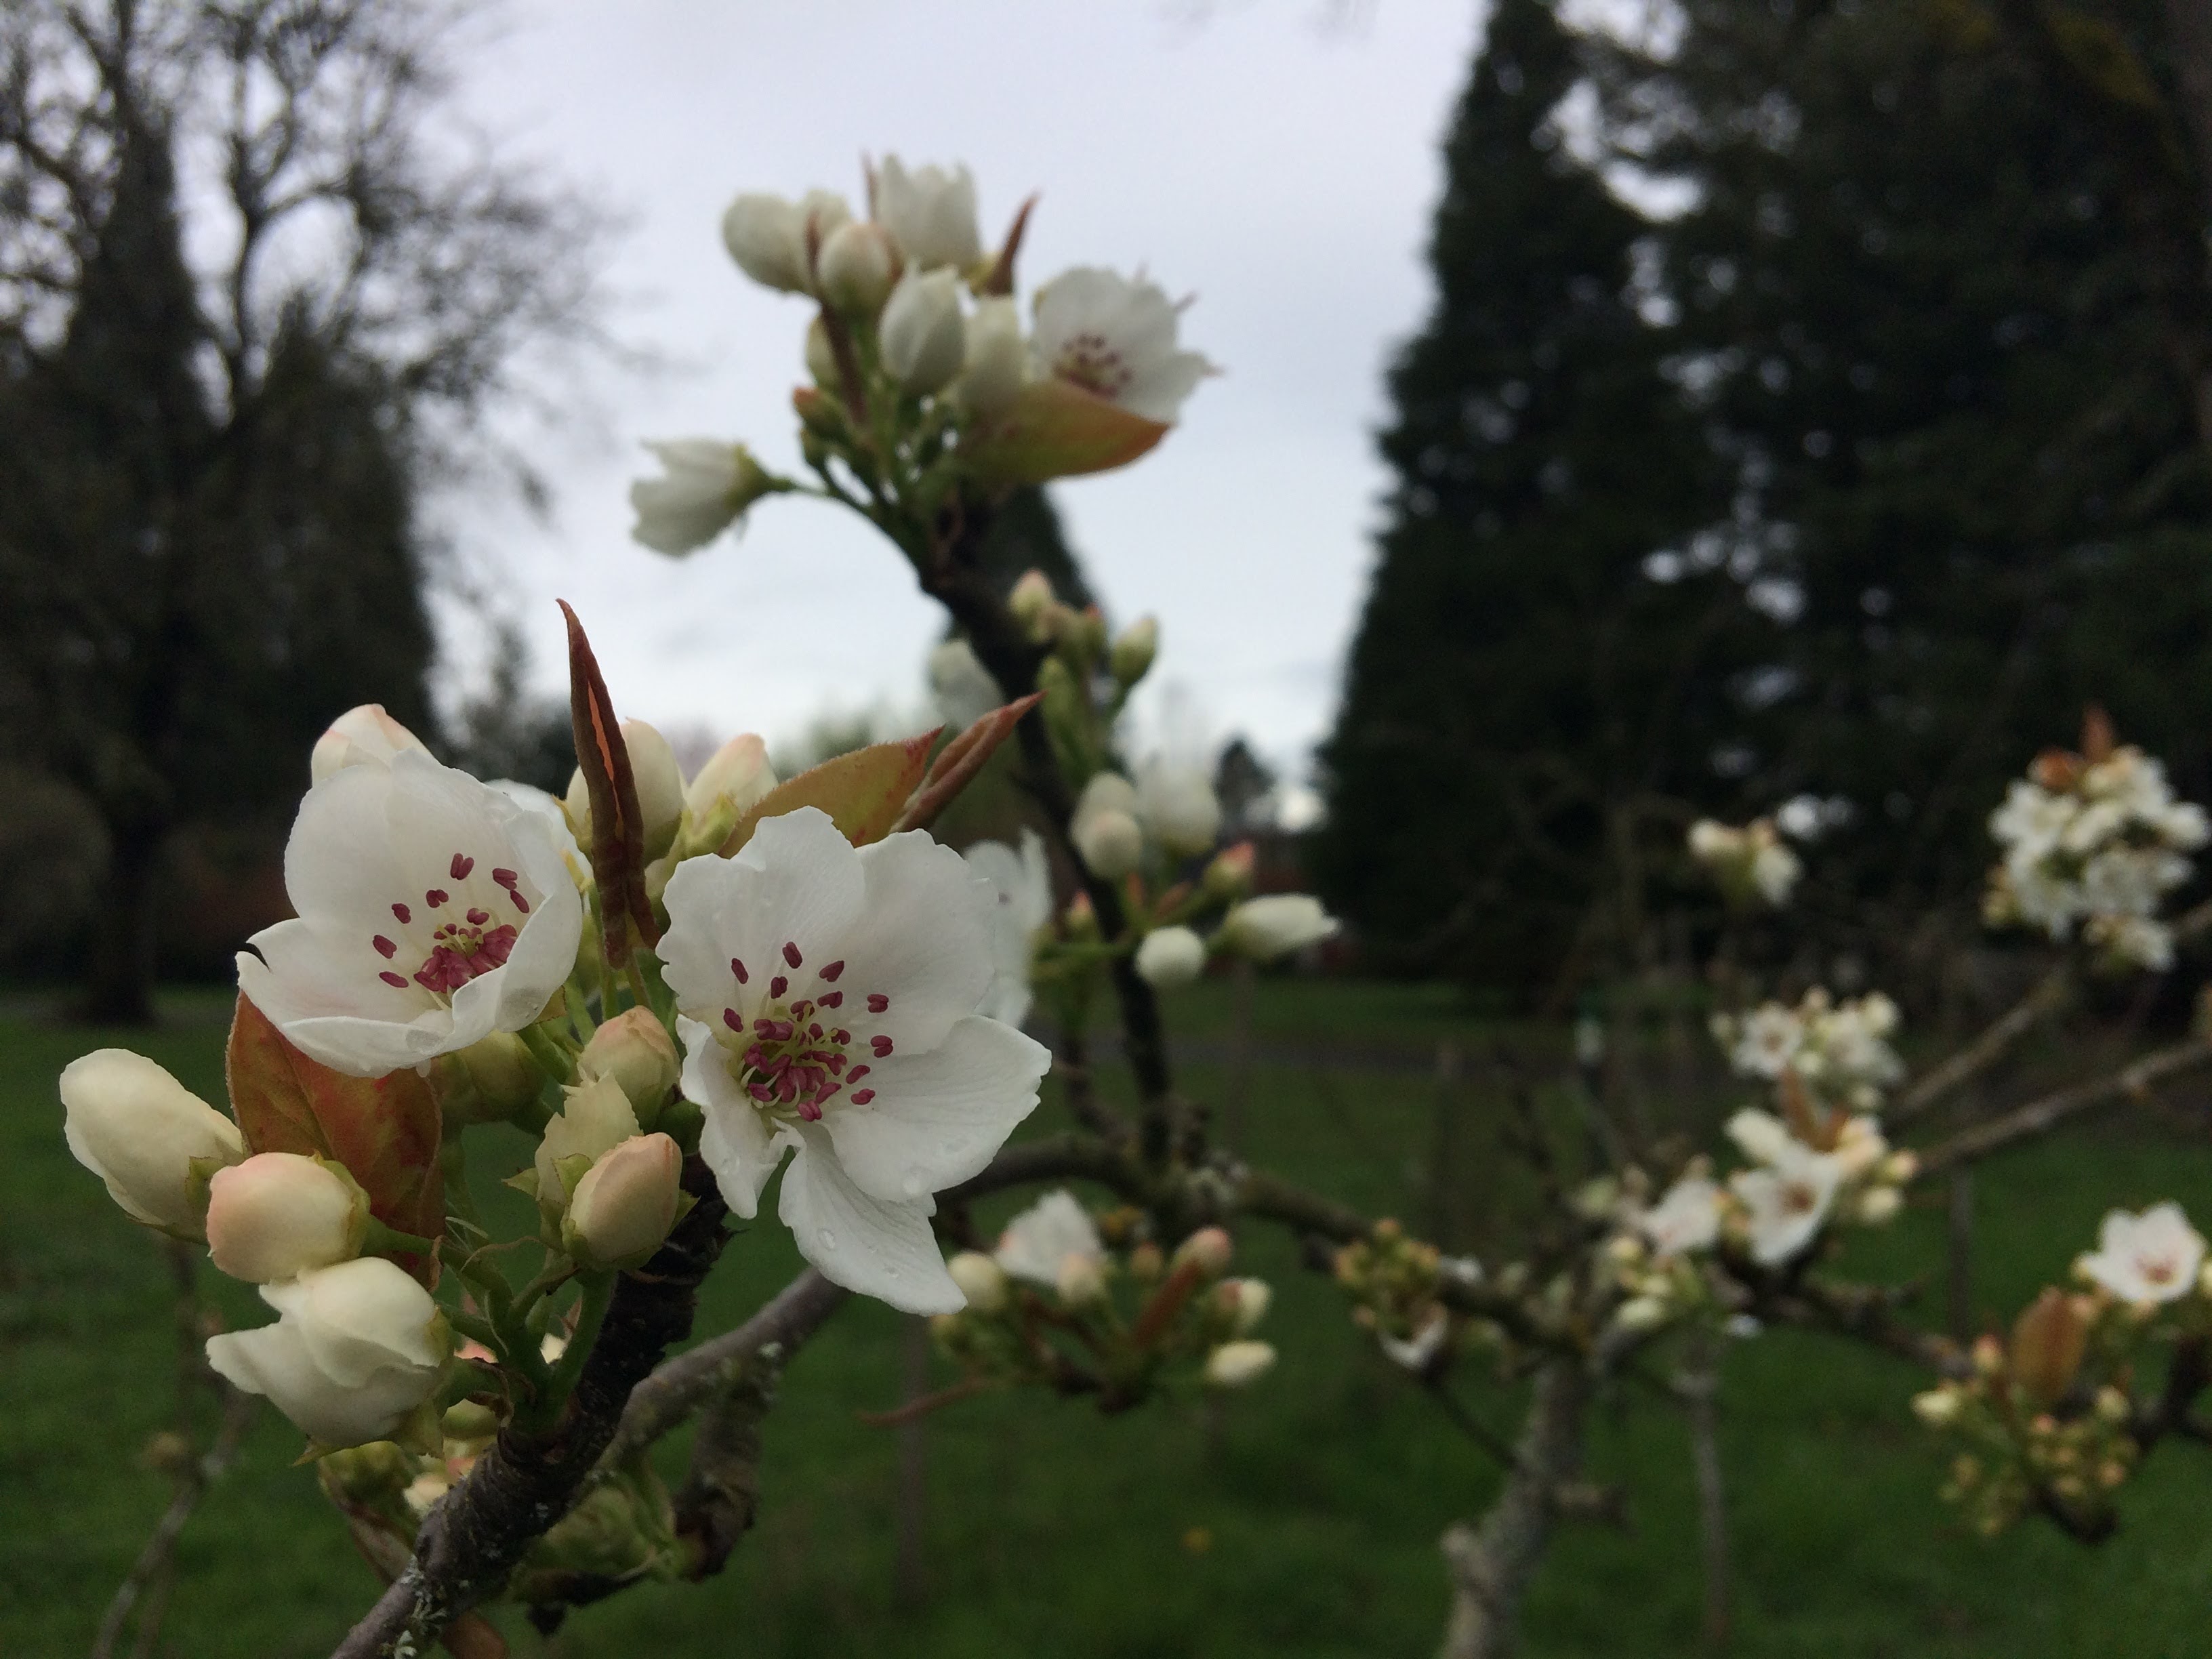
[
  {"left": 879, "top": 268, "right": 966, "bottom": 396},
  {"left": 563, "top": 1132, "right": 683, "bottom": 1269},
  {"left": 1073, "top": 807, "right": 1144, "bottom": 879},
  {"left": 1007, "top": 569, "right": 1058, "bottom": 636},
  {"left": 1856, "top": 1185, "right": 1902, "bottom": 1225},
  {"left": 1912, "top": 1387, "right": 1961, "bottom": 1427},
  {"left": 817, "top": 220, "right": 897, "bottom": 314},
  {"left": 577, "top": 1009, "right": 681, "bottom": 1127},
  {"left": 320, "top": 1439, "right": 414, "bottom": 1501},
  {"left": 310, "top": 704, "right": 431, "bottom": 785},
  {"left": 1221, "top": 895, "right": 1339, "bottom": 962},
  {"left": 804, "top": 318, "right": 841, "bottom": 388},
  {"left": 1110, "top": 617, "right": 1159, "bottom": 687},
  {"left": 207, "top": 1153, "right": 370, "bottom": 1284},
  {"left": 1614, "top": 1294, "right": 1671, "bottom": 1332},
  {"left": 2009, "top": 1287, "right": 2091, "bottom": 1408},
  {"left": 960, "top": 295, "right": 1028, "bottom": 417},
  {"left": 1055, "top": 1251, "right": 1109, "bottom": 1307},
  {"left": 948, "top": 1250, "right": 1008, "bottom": 1313},
  {"left": 1128, "top": 1240, "right": 1165, "bottom": 1283},
  {"left": 1217, "top": 1277, "right": 1272, "bottom": 1335},
  {"left": 1068, "top": 607, "right": 1109, "bottom": 663},
  {"left": 442, "top": 1400, "right": 500, "bottom": 1445},
  {"left": 438, "top": 1030, "right": 544, "bottom": 1126},
  {"left": 1204, "top": 1340, "right": 1277, "bottom": 1389},
  {"left": 61, "top": 1049, "right": 245, "bottom": 1240},
  {"left": 1063, "top": 890, "right": 1099, "bottom": 941},
  {"left": 685, "top": 733, "right": 777, "bottom": 826},
  {"left": 1204, "top": 842, "right": 1256, "bottom": 901},
  {"left": 1135, "top": 925, "right": 1207, "bottom": 989},
  {"left": 564, "top": 719, "right": 687, "bottom": 861},
  {"left": 1173, "top": 1227, "right": 1233, "bottom": 1279}
]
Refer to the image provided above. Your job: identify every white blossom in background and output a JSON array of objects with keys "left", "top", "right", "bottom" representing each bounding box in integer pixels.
[
  {"left": 1730, "top": 1140, "right": 1843, "bottom": 1267},
  {"left": 1221, "top": 895, "right": 1340, "bottom": 962},
  {"left": 206, "top": 1257, "right": 449, "bottom": 1449},
  {"left": 310, "top": 704, "right": 430, "bottom": 785},
  {"left": 1071, "top": 771, "right": 1145, "bottom": 878},
  {"left": 661, "top": 809, "right": 1050, "bottom": 1313},
  {"left": 960, "top": 295, "right": 1029, "bottom": 415},
  {"left": 630, "top": 441, "right": 774, "bottom": 556},
  {"left": 1135, "top": 924, "right": 1207, "bottom": 989},
  {"left": 928, "top": 639, "right": 1005, "bottom": 731},
  {"left": 964, "top": 830, "right": 1052, "bottom": 1027},
  {"left": 1712, "top": 987, "right": 1902, "bottom": 1114},
  {"left": 874, "top": 155, "right": 983, "bottom": 272},
  {"left": 2077, "top": 1203, "right": 2206, "bottom": 1305},
  {"left": 1639, "top": 1174, "right": 1722, "bottom": 1257},
  {"left": 1031, "top": 268, "right": 1214, "bottom": 424},
  {"left": 1136, "top": 761, "right": 1222, "bottom": 857},
  {"left": 238, "top": 751, "right": 583, "bottom": 1078},
  {"left": 1687, "top": 817, "right": 1800, "bottom": 907},
  {"left": 1985, "top": 743, "right": 2208, "bottom": 971},
  {"left": 994, "top": 1189, "right": 1105, "bottom": 1288},
  {"left": 60, "top": 1050, "right": 245, "bottom": 1237},
  {"left": 1378, "top": 1310, "right": 1450, "bottom": 1373}
]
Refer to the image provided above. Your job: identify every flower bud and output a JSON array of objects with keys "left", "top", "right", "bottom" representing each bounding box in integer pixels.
[
  {"left": 1218, "top": 1277, "right": 1272, "bottom": 1335},
  {"left": 564, "top": 718, "right": 686, "bottom": 860},
  {"left": 1137, "top": 764, "right": 1221, "bottom": 858},
  {"left": 1063, "top": 890, "right": 1100, "bottom": 941},
  {"left": 817, "top": 220, "right": 897, "bottom": 314},
  {"left": 1614, "top": 1294, "right": 1671, "bottom": 1332},
  {"left": 310, "top": 704, "right": 431, "bottom": 785},
  {"left": 437, "top": 1030, "right": 546, "bottom": 1126},
  {"left": 721, "top": 189, "right": 849, "bottom": 293},
  {"left": 1173, "top": 1226, "right": 1233, "bottom": 1279},
  {"left": 321, "top": 1439, "right": 413, "bottom": 1502},
  {"left": 629, "top": 440, "right": 779, "bottom": 557},
  {"left": 947, "top": 1250, "right": 1008, "bottom": 1313},
  {"left": 2009, "top": 1287, "right": 2092, "bottom": 1408},
  {"left": 876, "top": 156, "right": 983, "bottom": 272},
  {"left": 684, "top": 733, "right": 777, "bottom": 826},
  {"left": 61, "top": 1050, "right": 245, "bottom": 1238},
  {"left": 1204, "top": 1340, "right": 1277, "bottom": 1389},
  {"left": 1912, "top": 1387, "right": 1961, "bottom": 1427},
  {"left": 1203, "top": 842, "right": 1256, "bottom": 902},
  {"left": 1135, "top": 925, "right": 1207, "bottom": 989},
  {"left": 535, "top": 1076, "right": 643, "bottom": 1222},
  {"left": 1128, "top": 1240, "right": 1164, "bottom": 1283},
  {"left": 206, "top": 1257, "right": 449, "bottom": 1450},
  {"left": 960, "top": 295, "right": 1027, "bottom": 415},
  {"left": 1856, "top": 1185, "right": 1902, "bottom": 1225},
  {"left": 1007, "top": 569, "right": 1058, "bottom": 634},
  {"left": 1074, "top": 807, "right": 1144, "bottom": 879},
  {"left": 577, "top": 1009, "right": 681, "bottom": 1126},
  {"left": 804, "top": 316, "right": 841, "bottom": 388},
  {"left": 207, "top": 1153, "right": 370, "bottom": 1284},
  {"left": 879, "top": 269, "right": 966, "bottom": 396},
  {"left": 1110, "top": 617, "right": 1159, "bottom": 688},
  {"left": 1221, "top": 895, "right": 1340, "bottom": 962},
  {"left": 1067, "top": 606, "right": 1110, "bottom": 663},
  {"left": 1055, "top": 1250, "right": 1109, "bottom": 1307},
  {"left": 563, "top": 1132, "right": 683, "bottom": 1269}
]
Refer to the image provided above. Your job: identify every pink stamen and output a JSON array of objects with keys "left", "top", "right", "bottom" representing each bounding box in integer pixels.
[
  {"left": 819, "top": 960, "right": 844, "bottom": 983},
  {"left": 451, "top": 853, "right": 475, "bottom": 880},
  {"left": 426, "top": 888, "right": 448, "bottom": 908},
  {"left": 467, "top": 907, "right": 490, "bottom": 926},
  {"left": 819, "top": 990, "right": 844, "bottom": 1009},
  {"left": 373, "top": 935, "right": 397, "bottom": 958},
  {"left": 867, "top": 993, "right": 890, "bottom": 1013},
  {"left": 491, "top": 867, "right": 518, "bottom": 887},
  {"left": 724, "top": 1008, "right": 745, "bottom": 1032},
  {"left": 731, "top": 958, "right": 749, "bottom": 984},
  {"left": 850, "top": 1088, "right": 876, "bottom": 1105},
  {"left": 770, "top": 975, "right": 788, "bottom": 999},
  {"left": 848, "top": 1065, "right": 870, "bottom": 1082},
  {"left": 783, "top": 941, "right": 803, "bottom": 968},
  {"left": 380, "top": 970, "right": 408, "bottom": 988},
  {"left": 872, "top": 1035, "right": 894, "bottom": 1057},
  {"left": 391, "top": 902, "right": 411, "bottom": 924},
  {"left": 796, "top": 1100, "right": 823, "bottom": 1121}
]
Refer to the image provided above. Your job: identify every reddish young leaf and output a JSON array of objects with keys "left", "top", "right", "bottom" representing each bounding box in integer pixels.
[
  {"left": 225, "top": 995, "right": 443, "bottom": 1284},
  {"left": 962, "top": 378, "right": 1169, "bottom": 487},
  {"left": 717, "top": 731, "right": 941, "bottom": 857},
  {"left": 560, "top": 600, "right": 658, "bottom": 962},
  {"left": 893, "top": 693, "right": 1044, "bottom": 834}
]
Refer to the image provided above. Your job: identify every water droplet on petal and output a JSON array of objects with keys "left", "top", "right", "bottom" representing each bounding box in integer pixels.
[
  {"left": 902, "top": 1175, "right": 924, "bottom": 1198},
  {"left": 818, "top": 1228, "right": 838, "bottom": 1252}
]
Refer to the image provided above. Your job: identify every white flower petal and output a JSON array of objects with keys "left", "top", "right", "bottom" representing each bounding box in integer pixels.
[
  {"left": 779, "top": 1124, "right": 962, "bottom": 1313},
  {"left": 661, "top": 808, "right": 868, "bottom": 1021},
  {"left": 821, "top": 1015, "right": 1049, "bottom": 1204},
  {"left": 837, "top": 831, "right": 998, "bottom": 1052},
  {"left": 681, "top": 1015, "right": 788, "bottom": 1220},
  {"left": 994, "top": 1189, "right": 1104, "bottom": 1286}
]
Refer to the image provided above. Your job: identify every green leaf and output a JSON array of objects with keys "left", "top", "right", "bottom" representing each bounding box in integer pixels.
[
  {"left": 224, "top": 994, "right": 444, "bottom": 1286},
  {"left": 717, "top": 731, "right": 941, "bottom": 856},
  {"left": 962, "top": 379, "right": 1170, "bottom": 486}
]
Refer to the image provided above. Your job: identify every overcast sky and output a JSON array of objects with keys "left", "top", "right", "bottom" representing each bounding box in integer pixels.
[{"left": 447, "top": 1, "right": 1487, "bottom": 784}]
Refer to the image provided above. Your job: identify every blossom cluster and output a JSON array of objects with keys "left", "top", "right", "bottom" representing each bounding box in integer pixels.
[
  {"left": 1334, "top": 1220, "right": 1482, "bottom": 1374},
  {"left": 1711, "top": 987, "right": 1904, "bottom": 1115},
  {"left": 1687, "top": 816, "right": 1801, "bottom": 907},
  {"left": 1984, "top": 736, "right": 2208, "bottom": 972},
  {"left": 1910, "top": 1205, "right": 2212, "bottom": 1535},
  {"left": 933, "top": 1191, "right": 1277, "bottom": 1402}
]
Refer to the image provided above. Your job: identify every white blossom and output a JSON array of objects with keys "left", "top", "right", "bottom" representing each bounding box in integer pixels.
[
  {"left": 205, "top": 1257, "right": 447, "bottom": 1449},
  {"left": 661, "top": 809, "right": 1050, "bottom": 1313},
  {"left": 880, "top": 268, "right": 966, "bottom": 396},
  {"left": 1031, "top": 267, "right": 1212, "bottom": 424},
  {"left": 1204, "top": 1340, "right": 1277, "bottom": 1388},
  {"left": 237, "top": 751, "right": 583, "bottom": 1078},
  {"left": 960, "top": 295, "right": 1028, "bottom": 416},
  {"left": 964, "top": 830, "right": 1052, "bottom": 1027},
  {"left": 994, "top": 1189, "right": 1104, "bottom": 1288},
  {"left": 630, "top": 441, "right": 769, "bottom": 556},
  {"left": 947, "top": 1250, "right": 1009, "bottom": 1313},
  {"left": 1136, "top": 762, "right": 1221, "bottom": 857},
  {"left": 1730, "top": 1141, "right": 1842, "bottom": 1267},
  {"left": 1639, "top": 1174, "right": 1721, "bottom": 1257},
  {"left": 60, "top": 1050, "right": 244, "bottom": 1237},
  {"left": 816, "top": 220, "right": 897, "bottom": 314},
  {"left": 311, "top": 705, "right": 430, "bottom": 785},
  {"left": 686, "top": 734, "right": 779, "bottom": 825},
  {"left": 2078, "top": 1202, "right": 2205, "bottom": 1305},
  {"left": 874, "top": 155, "right": 983, "bottom": 272}
]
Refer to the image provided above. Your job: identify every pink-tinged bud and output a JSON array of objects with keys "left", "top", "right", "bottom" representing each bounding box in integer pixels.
[
  {"left": 1204, "top": 842, "right": 1256, "bottom": 901},
  {"left": 310, "top": 704, "right": 430, "bottom": 785},
  {"left": 1110, "top": 617, "right": 1159, "bottom": 688},
  {"left": 947, "top": 1250, "right": 1008, "bottom": 1313},
  {"left": 565, "top": 1133, "right": 683, "bottom": 1269},
  {"left": 1055, "top": 1250, "right": 1109, "bottom": 1307},
  {"left": 817, "top": 220, "right": 898, "bottom": 314},
  {"left": 1203, "top": 1340, "right": 1277, "bottom": 1389},
  {"left": 1216, "top": 1277, "right": 1272, "bottom": 1335},
  {"left": 207, "top": 1153, "right": 370, "bottom": 1284},
  {"left": 1135, "top": 926, "right": 1207, "bottom": 989},
  {"left": 61, "top": 1049, "right": 244, "bottom": 1239},
  {"left": 1173, "top": 1226, "right": 1234, "bottom": 1279},
  {"left": 879, "top": 268, "right": 966, "bottom": 396},
  {"left": 577, "top": 1009, "right": 681, "bottom": 1126},
  {"left": 684, "top": 733, "right": 777, "bottom": 824},
  {"left": 1063, "top": 890, "right": 1100, "bottom": 941}
]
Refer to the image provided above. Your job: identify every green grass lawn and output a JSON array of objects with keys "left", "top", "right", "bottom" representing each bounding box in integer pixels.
[{"left": 6, "top": 980, "right": 2212, "bottom": 1657}]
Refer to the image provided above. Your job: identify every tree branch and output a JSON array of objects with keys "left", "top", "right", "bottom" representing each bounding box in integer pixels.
[
  {"left": 1912, "top": 1037, "right": 2212, "bottom": 1178},
  {"left": 1887, "top": 962, "right": 2071, "bottom": 1127}
]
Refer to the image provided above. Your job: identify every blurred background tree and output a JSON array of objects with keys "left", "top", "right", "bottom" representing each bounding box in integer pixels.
[
  {"left": 1322, "top": 0, "right": 2212, "bottom": 1010},
  {"left": 0, "top": 0, "right": 607, "bottom": 1019}
]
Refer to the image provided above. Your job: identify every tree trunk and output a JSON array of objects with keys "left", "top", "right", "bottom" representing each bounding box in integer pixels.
[
  {"left": 1437, "top": 1360, "right": 1587, "bottom": 1659},
  {"left": 79, "top": 818, "right": 165, "bottom": 1024}
]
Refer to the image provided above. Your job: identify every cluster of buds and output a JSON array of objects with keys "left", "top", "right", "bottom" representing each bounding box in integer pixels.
[
  {"left": 1712, "top": 987, "right": 1904, "bottom": 1115},
  {"left": 1334, "top": 1219, "right": 1478, "bottom": 1374},
  {"left": 1719, "top": 1099, "right": 1913, "bottom": 1267},
  {"left": 1983, "top": 715, "right": 2208, "bottom": 972},
  {"left": 632, "top": 155, "right": 1213, "bottom": 558},
  {"left": 934, "top": 1193, "right": 1275, "bottom": 1407},
  {"left": 1913, "top": 1291, "right": 2139, "bottom": 1536},
  {"left": 1603, "top": 1166, "right": 1727, "bottom": 1334},
  {"left": 1687, "top": 817, "right": 1801, "bottom": 908}
]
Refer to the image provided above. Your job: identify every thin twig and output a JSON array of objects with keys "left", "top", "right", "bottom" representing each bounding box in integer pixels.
[
  {"left": 93, "top": 1385, "right": 258, "bottom": 1659},
  {"left": 1912, "top": 1038, "right": 2212, "bottom": 1177},
  {"left": 1889, "top": 963, "right": 2071, "bottom": 1127}
]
